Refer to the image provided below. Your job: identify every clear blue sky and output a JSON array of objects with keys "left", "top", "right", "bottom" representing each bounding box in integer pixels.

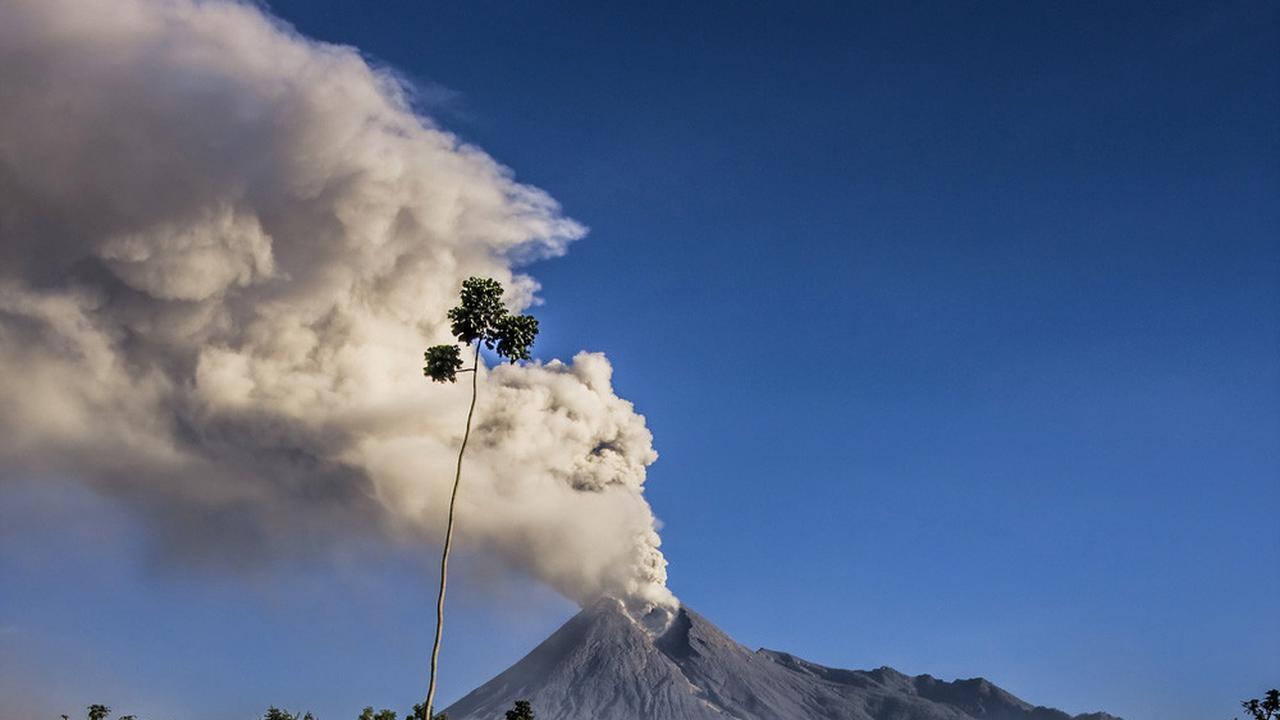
[{"left": 2, "top": 2, "right": 1277, "bottom": 720}]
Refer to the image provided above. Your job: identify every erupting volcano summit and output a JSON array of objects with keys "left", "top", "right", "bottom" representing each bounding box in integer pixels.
[{"left": 445, "top": 598, "right": 1123, "bottom": 720}]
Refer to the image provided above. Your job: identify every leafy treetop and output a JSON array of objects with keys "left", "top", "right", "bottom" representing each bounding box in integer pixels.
[
  {"left": 424, "top": 277, "right": 539, "bottom": 383},
  {"left": 447, "top": 277, "right": 506, "bottom": 345},
  {"left": 505, "top": 700, "right": 534, "bottom": 720},
  {"left": 406, "top": 701, "right": 447, "bottom": 720},
  {"left": 262, "top": 707, "right": 315, "bottom": 720},
  {"left": 1240, "top": 690, "right": 1280, "bottom": 720}
]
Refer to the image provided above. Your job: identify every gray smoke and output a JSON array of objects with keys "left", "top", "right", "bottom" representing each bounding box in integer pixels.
[{"left": 0, "top": 0, "right": 676, "bottom": 615}]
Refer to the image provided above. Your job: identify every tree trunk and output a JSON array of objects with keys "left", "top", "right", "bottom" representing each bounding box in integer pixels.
[{"left": 425, "top": 341, "right": 480, "bottom": 719}]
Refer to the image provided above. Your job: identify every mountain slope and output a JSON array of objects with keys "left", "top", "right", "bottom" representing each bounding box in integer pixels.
[{"left": 444, "top": 598, "right": 1120, "bottom": 720}]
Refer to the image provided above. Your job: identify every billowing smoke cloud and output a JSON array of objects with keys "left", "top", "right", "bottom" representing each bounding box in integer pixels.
[{"left": 0, "top": 0, "right": 675, "bottom": 616}]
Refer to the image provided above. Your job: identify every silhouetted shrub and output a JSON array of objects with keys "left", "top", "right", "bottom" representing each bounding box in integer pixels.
[
  {"left": 504, "top": 700, "right": 534, "bottom": 720},
  {"left": 1239, "top": 690, "right": 1280, "bottom": 720}
]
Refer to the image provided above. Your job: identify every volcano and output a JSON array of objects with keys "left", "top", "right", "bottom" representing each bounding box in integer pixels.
[{"left": 444, "top": 598, "right": 1120, "bottom": 720}]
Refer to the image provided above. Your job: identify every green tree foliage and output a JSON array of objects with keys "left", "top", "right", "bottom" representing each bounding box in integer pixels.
[
  {"left": 87, "top": 705, "right": 110, "bottom": 720},
  {"left": 405, "top": 702, "right": 446, "bottom": 720},
  {"left": 446, "top": 277, "right": 506, "bottom": 345},
  {"left": 423, "top": 345, "right": 463, "bottom": 383},
  {"left": 262, "top": 707, "right": 315, "bottom": 720},
  {"left": 358, "top": 708, "right": 398, "bottom": 720},
  {"left": 504, "top": 700, "right": 534, "bottom": 720},
  {"left": 420, "top": 277, "right": 538, "bottom": 719},
  {"left": 1240, "top": 690, "right": 1280, "bottom": 720},
  {"left": 492, "top": 314, "right": 538, "bottom": 363},
  {"left": 118, "top": 716, "right": 136, "bottom": 720},
  {"left": 424, "top": 277, "right": 539, "bottom": 382}
]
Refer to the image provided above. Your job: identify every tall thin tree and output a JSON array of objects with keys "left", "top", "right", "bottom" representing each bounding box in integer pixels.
[{"left": 422, "top": 277, "right": 538, "bottom": 719}]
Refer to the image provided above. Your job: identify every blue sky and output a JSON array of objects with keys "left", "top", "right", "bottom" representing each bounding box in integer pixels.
[{"left": 2, "top": 2, "right": 1277, "bottom": 720}]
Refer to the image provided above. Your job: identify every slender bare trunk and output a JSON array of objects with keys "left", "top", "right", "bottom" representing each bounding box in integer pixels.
[{"left": 425, "top": 341, "right": 480, "bottom": 719}]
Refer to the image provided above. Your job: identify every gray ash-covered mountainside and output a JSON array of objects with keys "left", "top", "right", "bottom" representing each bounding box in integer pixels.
[{"left": 445, "top": 598, "right": 1120, "bottom": 720}]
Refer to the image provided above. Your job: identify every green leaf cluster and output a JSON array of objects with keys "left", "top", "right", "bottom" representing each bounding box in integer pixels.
[
  {"left": 504, "top": 700, "right": 534, "bottom": 720},
  {"left": 63, "top": 704, "right": 133, "bottom": 720},
  {"left": 447, "top": 277, "right": 506, "bottom": 344},
  {"left": 492, "top": 314, "right": 538, "bottom": 363},
  {"left": 423, "top": 345, "right": 463, "bottom": 383},
  {"left": 405, "top": 702, "right": 447, "bottom": 720},
  {"left": 424, "top": 277, "right": 539, "bottom": 382},
  {"left": 262, "top": 708, "right": 315, "bottom": 720},
  {"left": 1240, "top": 690, "right": 1280, "bottom": 720}
]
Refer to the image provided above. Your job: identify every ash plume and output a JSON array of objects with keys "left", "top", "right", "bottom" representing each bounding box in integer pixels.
[{"left": 0, "top": 0, "right": 675, "bottom": 616}]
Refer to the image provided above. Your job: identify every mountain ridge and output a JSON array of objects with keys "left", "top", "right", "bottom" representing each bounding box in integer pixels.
[{"left": 445, "top": 598, "right": 1122, "bottom": 720}]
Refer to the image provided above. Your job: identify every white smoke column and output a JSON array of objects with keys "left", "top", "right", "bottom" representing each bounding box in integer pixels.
[{"left": 0, "top": 0, "right": 676, "bottom": 617}]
